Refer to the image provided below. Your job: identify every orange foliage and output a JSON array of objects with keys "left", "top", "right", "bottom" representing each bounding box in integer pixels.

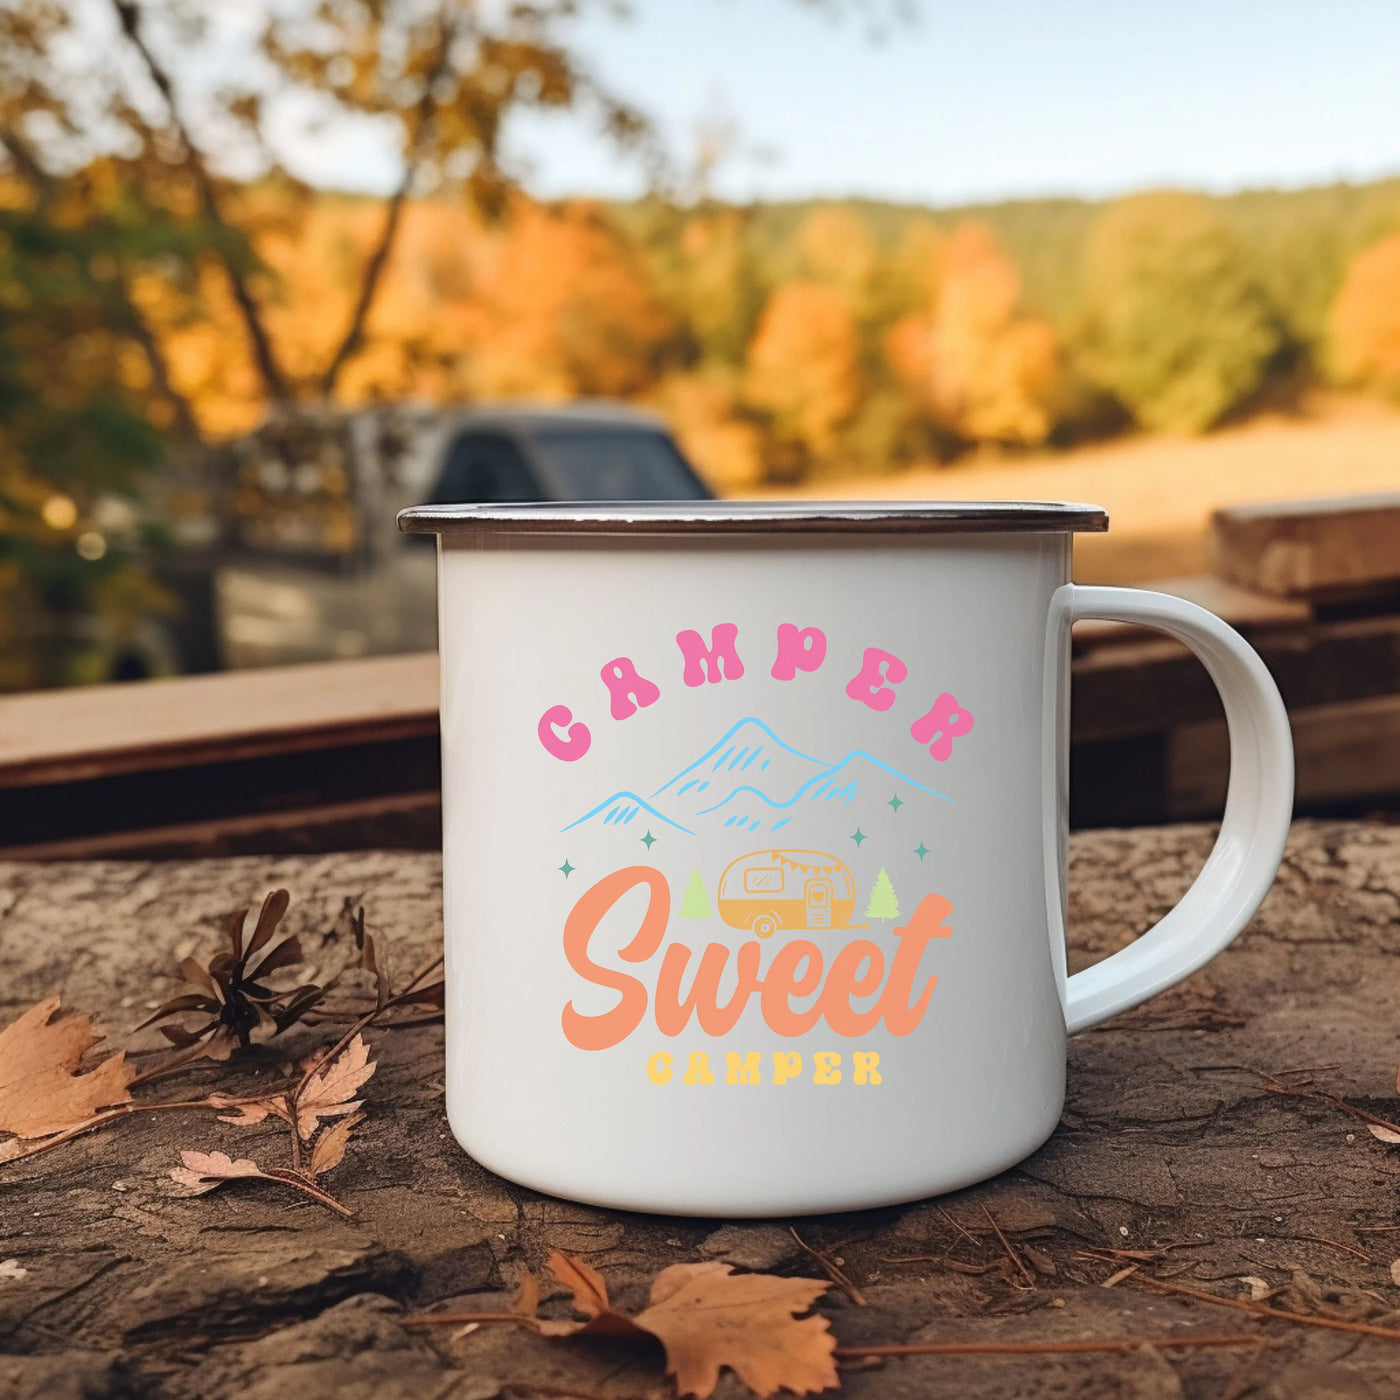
[
  {"left": 1329, "top": 233, "right": 1400, "bottom": 394},
  {"left": 461, "top": 198, "right": 675, "bottom": 401},
  {"left": 650, "top": 368, "right": 763, "bottom": 490},
  {"left": 886, "top": 222, "right": 1059, "bottom": 446},
  {"left": 745, "top": 281, "right": 861, "bottom": 460}
]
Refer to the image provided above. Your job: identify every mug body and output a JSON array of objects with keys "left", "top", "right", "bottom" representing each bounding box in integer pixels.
[{"left": 423, "top": 503, "right": 1101, "bottom": 1216}]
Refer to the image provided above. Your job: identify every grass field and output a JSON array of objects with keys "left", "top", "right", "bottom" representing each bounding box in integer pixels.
[{"left": 748, "top": 396, "right": 1400, "bottom": 583}]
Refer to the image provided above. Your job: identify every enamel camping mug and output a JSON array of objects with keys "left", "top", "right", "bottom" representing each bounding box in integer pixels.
[{"left": 398, "top": 501, "right": 1294, "bottom": 1216}]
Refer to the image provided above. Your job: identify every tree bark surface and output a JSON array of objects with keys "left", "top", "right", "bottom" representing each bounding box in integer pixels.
[{"left": 3, "top": 819, "right": 1400, "bottom": 1399}]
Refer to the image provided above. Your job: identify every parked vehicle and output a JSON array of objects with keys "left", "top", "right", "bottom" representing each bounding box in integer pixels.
[
  {"left": 717, "top": 849, "right": 859, "bottom": 938},
  {"left": 213, "top": 403, "right": 712, "bottom": 668}
]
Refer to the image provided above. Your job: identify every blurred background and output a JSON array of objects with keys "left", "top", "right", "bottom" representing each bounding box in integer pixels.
[{"left": 2, "top": 0, "right": 1399, "bottom": 854}]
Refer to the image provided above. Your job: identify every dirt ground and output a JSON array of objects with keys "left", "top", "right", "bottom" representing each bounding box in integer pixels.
[
  {"left": 4, "top": 820, "right": 1400, "bottom": 1399},
  {"left": 751, "top": 397, "right": 1400, "bottom": 583}
]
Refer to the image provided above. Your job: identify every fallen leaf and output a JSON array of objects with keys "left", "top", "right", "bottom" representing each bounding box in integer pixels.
[
  {"left": 294, "top": 1035, "right": 375, "bottom": 1139},
  {"left": 0, "top": 1259, "right": 28, "bottom": 1282},
  {"left": 508, "top": 1251, "right": 835, "bottom": 1398},
  {"left": 0, "top": 998, "right": 134, "bottom": 1138},
  {"left": 207, "top": 1092, "right": 289, "bottom": 1128},
  {"left": 308, "top": 1110, "right": 363, "bottom": 1178},
  {"left": 636, "top": 1261, "right": 838, "bottom": 1399},
  {"left": 1368, "top": 1123, "right": 1400, "bottom": 1144},
  {"left": 169, "top": 1149, "right": 268, "bottom": 1196},
  {"left": 1390, "top": 1258, "right": 1400, "bottom": 1288},
  {"left": 169, "top": 1148, "right": 353, "bottom": 1216},
  {"left": 1239, "top": 1275, "right": 1272, "bottom": 1301}
]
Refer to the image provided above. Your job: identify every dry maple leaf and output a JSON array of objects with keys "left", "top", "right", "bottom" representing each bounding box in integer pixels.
[
  {"left": 170, "top": 1149, "right": 266, "bottom": 1195},
  {"left": 0, "top": 998, "right": 135, "bottom": 1139},
  {"left": 169, "top": 1147, "right": 354, "bottom": 1216},
  {"left": 635, "top": 1261, "right": 838, "bottom": 1399},
  {"left": 489, "top": 1251, "right": 836, "bottom": 1398},
  {"left": 294, "top": 1034, "right": 375, "bottom": 1140}
]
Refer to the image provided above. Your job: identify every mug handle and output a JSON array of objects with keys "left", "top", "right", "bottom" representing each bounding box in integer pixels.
[{"left": 1045, "top": 584, "right": 1294, "bottom": 1034}]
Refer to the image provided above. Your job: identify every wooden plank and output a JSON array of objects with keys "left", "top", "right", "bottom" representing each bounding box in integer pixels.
[
  {"left": 0, "top": 789, "right": 441, "bottom": 861},
  {"left": 1072, "top": 574, "right": 1310, "bottom": 646},
  {"left": 1210, "top": 492, "right": 1400, "bottom": 599},
  {"left": 0, "top": 651, "right": 439, "bottom": 788},
  {"left": 1071, "top": 612, "right": 1400, "bottom": 743},
  {"left": 1169, "top": 691, "right": 1400, "bottom": 818}
]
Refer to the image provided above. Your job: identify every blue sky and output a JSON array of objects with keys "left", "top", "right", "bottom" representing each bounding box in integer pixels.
[{"left": 289, "top": 0, "right": 1400, "bottom": 206}]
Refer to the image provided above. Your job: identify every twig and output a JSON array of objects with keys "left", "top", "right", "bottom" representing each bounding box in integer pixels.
[
  {"left": 938, "top": 1204, "right": 981, "bottom": 1250},
  {"left": 881, "top": 1256, "right": 1004, "bottom": 1275},
  {"left": 1101, "top": 1264, "right": 1139, "bottom": 1289},
  {"left": 1131, "top": 1276, "right": 1400, "bottom": 1341},
  {"left": 833, "top": 1335, "right": 1275, "bottom": 1357},
  {"left": 982, "top": 1205, "right": 1035, "bottom": 1288},
  {"left": 1292, "top": 1233, "right": 1371, "bottom": 1263},
  {"left": 789, "top": 1227, "right": 867, "bottom": 1307},
  {"left": 1, "top": 1095, "right": 285, "bottom": 1166}
]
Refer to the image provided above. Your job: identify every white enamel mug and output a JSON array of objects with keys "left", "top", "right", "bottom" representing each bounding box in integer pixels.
[{"left": 398, "top": 501, "right": 1294, "bottom": 1217}]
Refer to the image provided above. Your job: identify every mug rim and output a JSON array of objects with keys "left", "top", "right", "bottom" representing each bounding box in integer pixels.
[{"left": 397, "top": 499, "right": 1109, "bottom": 536}]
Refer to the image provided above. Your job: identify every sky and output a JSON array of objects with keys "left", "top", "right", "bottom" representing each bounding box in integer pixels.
[{"left": 285, "top": 0, "right": 1400, "bottom": 208}]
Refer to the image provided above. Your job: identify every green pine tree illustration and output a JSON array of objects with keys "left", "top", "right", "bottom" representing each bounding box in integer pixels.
[
  {"left": 679, "top": 867, "right": 713, "bottom": 919},
  {"left": 864, "top": 866, "right": 900, "bottom": 923}
]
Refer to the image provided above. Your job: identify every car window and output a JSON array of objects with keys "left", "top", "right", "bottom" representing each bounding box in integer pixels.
[
  {"left": 530, "top": 429, "right": 710, "bottom": 501},
  {"left": 430, "top": 432, "right": 545, "bottom": 504}
]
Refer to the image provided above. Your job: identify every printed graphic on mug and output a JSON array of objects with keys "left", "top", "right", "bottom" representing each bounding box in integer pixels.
[{"left": 535, "top": 621, "right": 976, "bottom": 1088}]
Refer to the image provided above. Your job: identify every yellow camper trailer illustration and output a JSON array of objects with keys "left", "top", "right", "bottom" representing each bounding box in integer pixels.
[{"left": 717, "top": 849, "right": 859, "bottom": 938}]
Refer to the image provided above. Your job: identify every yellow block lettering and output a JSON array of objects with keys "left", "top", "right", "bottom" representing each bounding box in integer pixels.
[
  {"left": 683, "top": 1051, "right": 715, "bottom": 1085},
  {"left": 853, "top": 1051, "right": 882, "bottom": 1085},
  {"left": 813, "top": 1051, "right": 842, "bottom": 1085},
  {"left": 725, "top": 1050, "right": 763, "bottom": 1085},
  {"left": 647, "top": 1051, "right": 673, "bottom": 1085},
  {"left": 772, "top": 1051, "right": 803, "bottom": 1085}
]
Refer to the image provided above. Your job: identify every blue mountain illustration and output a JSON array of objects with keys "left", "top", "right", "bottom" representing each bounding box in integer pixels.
[
  {"left": 562, "top": 792, "right": 694, "bottom": 835},
  {"left": 651, "top": 717, "right": 829, "bottom": 820},
  {"left": 694, "top": 750, "right": 952, "bottom": 834},
  {"left": 563, "top": 717, "right": 951, "bottom": 836}
]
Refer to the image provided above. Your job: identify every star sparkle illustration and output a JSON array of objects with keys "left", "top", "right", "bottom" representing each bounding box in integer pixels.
[
  {"left": 851, "top": 827, "right": 867, "bottom": 846},
  {"left": 640, "top": 830, "right": 657, "bottom": 849},
  {"left": 887, "top": 792, "right": 904, "bottom": 812},
  {"left": 558, "top": 858, "right": 575, "bottom": 878},
  {"left": 913, "top": 842, "right": 929, "bottom": 861}
]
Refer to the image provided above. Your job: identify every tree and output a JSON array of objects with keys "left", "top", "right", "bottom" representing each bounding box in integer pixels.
[
  {"left": 886, "top": 221, "right": 1060, "bottom": 447},
  {"left": 680, "top": 869, "right": 712, "bottom": 920},
  {"left": 864, "top": 867, "right": 899, "bottom": 923},
  {"left": 0, "top": 204, "right": 175, "bottom": 689},
  {"left": 745, "top": 281, "right": 862, "bottom": 474},
  {"left": 1328, "top": 233, "right": 1400, "bottom": 396},
  {"left": 1079, "top": 192, "right": 1283, "bottom": 433}
]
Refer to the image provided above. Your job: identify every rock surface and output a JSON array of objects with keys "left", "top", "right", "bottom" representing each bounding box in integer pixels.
[{"left": 2, "top": 821, "right": 1400, "bottom": 1398}]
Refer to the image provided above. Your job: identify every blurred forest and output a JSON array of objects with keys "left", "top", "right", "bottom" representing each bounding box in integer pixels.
[
  {"left": 3, "top": 0, "right": 1400, "bottom": 688},
  {"left": 92, "top": 173, "right": 1400, "bottom": 486}
]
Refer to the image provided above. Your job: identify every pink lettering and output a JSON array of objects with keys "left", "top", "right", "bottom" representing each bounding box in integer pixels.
[
  {"left": 910, "top": 692, "right": 975, "bottom": 760},
  {"left": 677, "top": 623, "right": 745, "bottom": 687},
  {"left": 771, "top": 624, "right": 827, "bottom": 681},
  {"left": 845, "top": 647, "right": 907, "bottom": 712},
  {"left": 600, "top": 658, "right": 661, "bottom": 721},
  {"left": 538, "top": 705, "right": 591, "bottom": 761}
]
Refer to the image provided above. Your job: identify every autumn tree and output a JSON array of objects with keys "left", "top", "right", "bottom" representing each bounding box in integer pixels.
[
  {"left": 1079, "top": 192, "right": 1283, "bottom": 433},
  {"left": 1327, "top": 232, "right": 1400, "bottom": 397},
  {"left": 462, "top": 198, "right": 676, "bottom": 402},
  {"left": 886, "top": 222, "right": 1060, "bottom": 447},
  {"left": 0, "top": 203, "right": 176, "bottom": 688},
  {"left": 745, "top": 282, "right": 862, "bottom": 476}
]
